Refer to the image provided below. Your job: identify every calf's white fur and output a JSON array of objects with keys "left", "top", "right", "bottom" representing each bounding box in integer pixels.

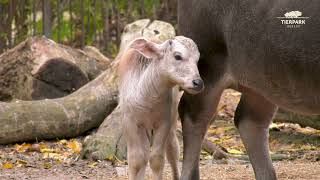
[{"left": 118, "top": 36, "right": 202, "bottom": 180}]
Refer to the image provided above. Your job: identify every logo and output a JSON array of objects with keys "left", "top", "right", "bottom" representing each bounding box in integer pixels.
[{"left": 277, "top": 11, "right": 310, "bottom": 28}]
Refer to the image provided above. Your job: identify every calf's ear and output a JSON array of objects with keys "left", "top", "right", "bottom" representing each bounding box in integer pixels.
[{"left": 129, "top": 38, "right": 163, "bottom": 59}]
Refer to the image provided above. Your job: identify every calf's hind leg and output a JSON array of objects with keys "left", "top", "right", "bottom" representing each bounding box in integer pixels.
[{"left": 235, "top": 90, "right": 278, "bottom": 180}]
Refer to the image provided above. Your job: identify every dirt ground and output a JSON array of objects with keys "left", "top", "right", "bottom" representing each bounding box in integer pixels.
[
  {"left": 0, "top": 158, "right": 319, "bottom": 180},
  {"left": 0, "top": 90, "right": 319, "bottom": 179}
]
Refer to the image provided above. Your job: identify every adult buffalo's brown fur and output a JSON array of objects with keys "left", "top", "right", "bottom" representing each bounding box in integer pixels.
[{"left": 178, "top": 0, "right": 320, "bottom": 180}]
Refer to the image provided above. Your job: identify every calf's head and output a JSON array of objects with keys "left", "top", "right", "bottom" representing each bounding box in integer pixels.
[{"left": 129, "top": 36, "right": 204, "bottom": 94}]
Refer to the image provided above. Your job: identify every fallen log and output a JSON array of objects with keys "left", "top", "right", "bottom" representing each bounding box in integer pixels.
[
  {"left": 0, "top": 64, "right": 118, "bottom": 144},
  {"left": 229, "top": 153, "right": 290, "bottom": 162},
  {"left": 202, "top": 138, "right": 229, "bottom": 160},
  {"left": 0, "top": 36, "right": 110, "bottom": 101}
]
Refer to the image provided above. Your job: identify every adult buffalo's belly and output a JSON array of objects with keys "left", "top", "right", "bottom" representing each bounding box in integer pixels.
[
  {"left": 231, "top": 44, "right": 320, "bottom": 115},
  {"left": 226, "top": 1, "right": 320, "bottom": 115},
  {"left": 234, "top": 57, "right": 320, "bottom": 115}
]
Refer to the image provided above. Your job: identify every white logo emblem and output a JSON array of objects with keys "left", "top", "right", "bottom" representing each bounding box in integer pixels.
[
  {"left": 284, "top": 11, "right": 302, "bottom": 18},
  {"left": 277, "top": 11, "right": 310, "bottom": 28}
]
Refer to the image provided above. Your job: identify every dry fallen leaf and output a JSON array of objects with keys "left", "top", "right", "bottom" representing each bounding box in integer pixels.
[
  {"left": 38, "top": 142, "right": 48, "bottom": 153},
  {"left": 207, "top": 129, "right": 218, "bottom": 135},
  {"left": 15, "top": 143, "right": 32, "bottom": 153},
  {"left": 42, "top": 152, "right": 65, "bottom": 161},
  {"left": 88, "top": 162, "right": 98, "bottom": 168},
  {"left": 230, "top": 91, "right": 241, "bottom": 96},
  {"left": 40, "top": 148, "right": 55, "bottom": 153},
  {"left": 106, "top": 155, "right": 114, "bottom": 162},
  {"left": 2, "top": 162, "right": 14, "bottom": 169},
  {"left": 227, "top": 149, "right": 244, "bottom": 155},
  {"left": 58, "top": 139, "right": 68, "bottom": 145},
  {"left": 17, "top": 159, "right": 28, "bottom": 165},
  {"left": 43, "top": 162, "right": 52, "bottom": 169},
  {"left": 217, "top": 104, "right": 227, "bottom": 113},
  {"left": 67, "top": 140, "right": 82, "bottom": 154}
]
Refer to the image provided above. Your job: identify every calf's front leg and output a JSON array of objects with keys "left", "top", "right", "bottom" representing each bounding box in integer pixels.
[
  {"left": 149, "top": 121, "right": 171, "bottom": 180},
  {"left": 123, "top": 118, "right": 150, "bottom": 180}
]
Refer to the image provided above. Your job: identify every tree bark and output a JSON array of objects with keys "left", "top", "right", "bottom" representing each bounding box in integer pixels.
[
  {"left": 202, "top": 138, "right": 229, "bottom": 160},
  {"left": 0, "top": 36, "right": 110, "bottom": 101},
  {"left": 139, "top": 0, "right": 145, "bottom": 18},
  {"left": 57, "top": 0, "right": 61, "bottom": 43},
  {"left": 42, "top": 0, "right": 52, "bottom": 38},
  {"left": 274, "top": 109, "right": 320, "bottom": 130},
  {"left": 8, "top": 0, "right": 14, "bottom": 48},
  {"left": 0, "top": 64, "right": 118, "bottom": 144},
  {"left": 153, "top": 0, "right": 158, "bottom": 20},
  {"left": 127, "top": 0, "right": 133, "bottom": 21},
  {"left": 0, "top": 2, "right": 8, "bottom": 53},
  {"left": 80, "top": 0, "right": 85, "bottom": 48},
  {"left": 101, "top": 0, "right": 110, "bottom": 52},
  {"left": 32, "top": 0, "right": 36, "bottom": 36}
]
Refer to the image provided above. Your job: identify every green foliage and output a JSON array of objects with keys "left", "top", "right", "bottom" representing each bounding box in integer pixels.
[
  {"left": 0, "top": 0, "right": 177, "bottom": 56},
  {"left": 0, "top": 0, "right": 9, "bottom": 4},
  {"left": 0, "top": 32, "right": 6, "bottom": 38}
]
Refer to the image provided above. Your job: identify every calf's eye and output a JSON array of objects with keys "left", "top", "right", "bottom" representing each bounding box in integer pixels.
[{"left": 174, "top": 55, "right": 182, "bottom": 61}]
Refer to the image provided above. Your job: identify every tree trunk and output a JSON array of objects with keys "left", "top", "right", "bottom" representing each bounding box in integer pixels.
[
  {"left": 69, "top": 0, "right": 73, "bottom": 41},
  {"left": 0, "top": 2, "right": 8, "bottom": 53},
  {"left": 80, "top": 0, "right": 85, "bottom": 48},
  {"left": 42, "top": 0, "right": 52, "bottom": 38},
  {"left": 0, "top": 64, "right": 118, "bottom": 144},
  {"left": 92, "top": 0, "right": 97, "bottom": 44},
  {"left": 112, "top": 3, "right": 121, "bottom": 47},
  {"left": 57, "top": 0, "right": 61, "bottom": 43},
  {"left": 101, "top": 0, "right": 110, "bottom": 52},
  {"left": 274, "top": 109, "right": 320, "bottom": 130},
  {"left": 139, "top": 0, "right": 145, "bottom": 18},
  {"left": 15, "top": 0, "right": 28, "bottom": 44},
  {"left": 153, "top": 0, "right": 158, "bottom": 20},
  {"left": 0, "top": 36, "right": 110, "bottom": 101},
  {"left": 32, "top": 0, "right": 36, "bottom": 36},
  {"left": 127, "top": 0, "right": 133, "bottom": 22},
  {"left": 8, "top": 0, "right": 14, "bottom": 48}
]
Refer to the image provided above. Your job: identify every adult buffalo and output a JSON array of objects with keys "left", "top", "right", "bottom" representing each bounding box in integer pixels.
[{"left": 178, "top": 0, "right": 320, "bottom": 180}]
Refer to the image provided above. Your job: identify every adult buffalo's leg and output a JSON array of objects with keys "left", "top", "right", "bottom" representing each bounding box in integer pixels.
[
  {"left": 179, "top": 85, "right": 224, "bottom": 180},
  {"left": 235, "top": 91, "right": 278, "bottom": 180}
]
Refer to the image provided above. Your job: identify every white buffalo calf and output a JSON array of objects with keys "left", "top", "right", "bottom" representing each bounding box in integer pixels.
[{"left": 118, "top": 36, "right": 203, "bottom": 180}]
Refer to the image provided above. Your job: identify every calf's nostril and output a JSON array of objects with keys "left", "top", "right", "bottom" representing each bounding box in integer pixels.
[{"left": 192, "top": 79, "right": 204, "bottom": 89}]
